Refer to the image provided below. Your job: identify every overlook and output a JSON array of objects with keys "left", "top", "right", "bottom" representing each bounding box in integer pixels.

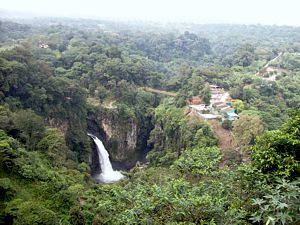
[{"left": 0, "top": 2, "right": 299, "bottom": 224}]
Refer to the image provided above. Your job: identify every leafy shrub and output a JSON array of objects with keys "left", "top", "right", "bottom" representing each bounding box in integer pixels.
[
  {"left": 15, "top": 150, "right": 49, "bottom": 181},
  {"left": 5, "top": 200, "right": 59, "bottom": 225},
  {"left": 70, "top": 206, "right": 86, "bottom": 225},
  {"left": 250, "top": 179, "right": 300, "bottom": 225},
  {"left": 0, "top": 130, "right": 19, "bottom": 172},
  {"left": 222, "top": 119, "right": 232, "bottom": 130},
  {"left": 0, "top": 178, "right": 15, "bottom": 201},
  {"left": 172, "top": 147, "right": 221, "bottom": 177},
  {"left": 252, "top": 110, "right": 300, "bottom": 179},
  {"left": 37, "top": 128, "right": 71, "bottom": 167}
]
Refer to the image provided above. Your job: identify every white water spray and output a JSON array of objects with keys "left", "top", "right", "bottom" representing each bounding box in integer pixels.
[{"left": 88, "top": 134, "right": 124, "bottom": 183}]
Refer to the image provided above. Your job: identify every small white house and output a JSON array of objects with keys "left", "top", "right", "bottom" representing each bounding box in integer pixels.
[
  {"left": 226, "top": 112, "right": 239, "bottom": 121},
  {"left": 199, "top": 114, "right": 220, "bottom": 120},
  {"left": 189, "top": 104, "right": 207, "bottom": 114}
]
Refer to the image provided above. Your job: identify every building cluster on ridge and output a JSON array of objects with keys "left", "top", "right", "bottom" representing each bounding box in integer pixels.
[{"left": 188, "top": 85, "right": 238, "bottom": 121}]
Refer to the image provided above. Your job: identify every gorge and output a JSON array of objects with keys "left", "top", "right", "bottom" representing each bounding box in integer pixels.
[{"left": 0, "top": 16, "right": 299, "bottom": 224}]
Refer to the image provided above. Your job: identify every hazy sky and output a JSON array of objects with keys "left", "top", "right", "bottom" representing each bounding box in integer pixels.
[{"left": 1, "top": 0, "right": 300, "bottom": 26}]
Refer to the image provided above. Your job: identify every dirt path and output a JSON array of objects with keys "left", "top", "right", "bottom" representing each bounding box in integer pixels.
[
  {"left": 143, "top": 87, "right": 177, "bottom": 97},
  {"left": 256, "top": 52, "right": 289, "bottom": 78},
  {"left": 209, "top": 120, "right": 239, "bottom": 168},
  {"left": 104, "top": 100, "right": 117, "bottom": 109},
  {"left": 263, "top": 52, "right": 283, "bottom": 69}
]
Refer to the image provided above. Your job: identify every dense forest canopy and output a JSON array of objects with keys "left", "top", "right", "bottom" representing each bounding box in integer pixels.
[{"left": 0, "top": 17, "right": 299, "bottom": 225}]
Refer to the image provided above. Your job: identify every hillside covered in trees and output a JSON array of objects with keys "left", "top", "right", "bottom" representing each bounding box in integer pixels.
[{"left": 0, "top": 18, "right": 299, "bottom": 224}]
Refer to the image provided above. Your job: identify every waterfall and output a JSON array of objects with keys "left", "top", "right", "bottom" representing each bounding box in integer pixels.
[{"left": 88, "top": 134, "right": 124, "bottom": 183}]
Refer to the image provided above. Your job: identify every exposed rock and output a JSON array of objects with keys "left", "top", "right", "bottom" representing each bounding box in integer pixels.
[
  {"left": 101, "top": 116, "right": 138, "bottom": 161},
  {"left": 101, "top": 118, "right": 113, "bottom": 139},
  {"left": 46, "top": 117, "right": 69, "bottom": 134},
  {"left": 87, "top": 106, "right": 152, "bottom": 165}
]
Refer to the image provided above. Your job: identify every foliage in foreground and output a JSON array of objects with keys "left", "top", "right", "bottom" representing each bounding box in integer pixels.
[
  {"left": 1, "top": 112, "right": 300, "bottom": 224},
  {"left": 252, "top": 110, "right": 300, "bottom": 179}
]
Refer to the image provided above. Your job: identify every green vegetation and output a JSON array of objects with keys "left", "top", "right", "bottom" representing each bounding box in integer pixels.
[{"left": 0, "top": 18, "right": 299, "bottom": 224}]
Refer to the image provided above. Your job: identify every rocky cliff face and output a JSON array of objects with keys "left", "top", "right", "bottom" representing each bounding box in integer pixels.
[
  {"left": 87, "top": 107, "right": 153, "bottom": 170},
  {"left": 100, "top": 116, "right": 137, "bottom": 161},
  {"left": 47, "top": 117, "right": 69, "bottom": 134}
]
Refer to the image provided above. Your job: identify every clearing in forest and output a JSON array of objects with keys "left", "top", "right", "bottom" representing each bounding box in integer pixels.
[
  {"left": 143, "top": 87, "right": 177, "bottom": 97},
  {"left": 208, "top": 120, "right": 240, "bottom": 168}
]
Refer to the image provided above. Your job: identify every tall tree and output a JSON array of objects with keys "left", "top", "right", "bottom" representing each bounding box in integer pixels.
[
  {"left": 252, "top": 110, "right": 300, "bottom": 178},
  {"left": 233, "top": 114, "right": 264, "bottom": 153},
  {"left": 201, "top": 85, "right": 211, "bottom": 106},
  {"left": 13, "top": 109, "right": 45, "bottom": 150}
]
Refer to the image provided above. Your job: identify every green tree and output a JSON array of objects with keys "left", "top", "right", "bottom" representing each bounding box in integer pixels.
[
  {"left": 172, "top": 146, "right": 221, "bottom": 177},
  {"left": 232, "top": 99, "right": 244, "bottom": 113},
  {"left": 69, "top": 206, "right": 86, "bottom": 225},
  {"left": 222, "top": 119, "right": 232, "bottom": 130},
  {"left": 188, "top": 74, "right": 205, "bottom": 96},
  {"left": 0, "top": 132, "right": 18, "bottom": 172},
  {"left": 13, "top": 109, "right": 45, "bottom": 150},
  {"left": 5, "top": 200, "right": 59, "bottom": 225},
  {"left": 233, "top": 43, "right": 255, "bottom": 67},
  {"left": 233, "top": 114, "right": 264, "bottom": 153},
  {"left": 251, "top": 110, "right": 300, "bottom": 178},
  {"left": 202, "top": 85, "right": 211, "bottom": 106},
  {"left": 0, "top": 105, "right": 12, "bottom": 132},
  {"left": 37, "top": 128, "right": 70, "bottom": 167}
]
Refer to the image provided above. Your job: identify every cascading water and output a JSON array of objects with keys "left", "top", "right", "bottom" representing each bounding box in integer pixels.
[{"left": 88, "top": 134, "right": 124, "bottom": 183}]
